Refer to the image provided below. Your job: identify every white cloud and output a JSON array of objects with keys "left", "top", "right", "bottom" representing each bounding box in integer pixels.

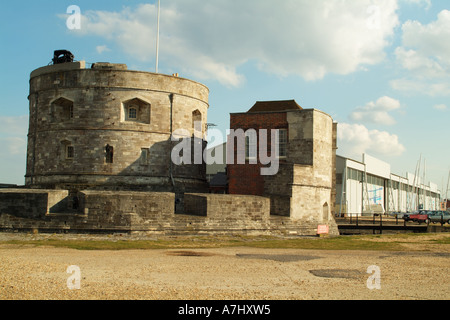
[
  {"left": 394, "top": 47, "right": 446, "bottom": 78},
  {"left": 96, "top": 45, "right": 110, "bottom": 54},
  {"left": 390, "top": 78, "right": 450, "bottom": 97},
  {"left": 349, "top": 96, "right": 401, "bottom": 125},
  {"left": 433, "top": 104, "right": 447, "bottom": 111},
  {"left": 0, "top": 115, "right": 28, "bottom": 156},
  {"left": 0, "top": 115, "right": 28, "bottom": 136},
  {"left": 400, "top": 0, "right": 431, "bottom": 10},
  {"left": 392, "top": 10, "right": 450, "bottom": 96},
  {"left": 69, "top": 0, "right": 399, "bottom": 87},
  {"left": 0, "top": 116, "right": 28, "bottom": 184},
  {"left": 402, "top": 10, "right": 450, "bottom": 51},
  {"left": 337, "top": 123, "right": 406, "bottom": 158},
  {"left": 0, "top": 137, "right": 26, "bottom": 156}
]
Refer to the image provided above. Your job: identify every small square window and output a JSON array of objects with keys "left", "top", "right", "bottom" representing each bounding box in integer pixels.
[{"left": 128, "top": 106, "right": 138, "bottom": 120}]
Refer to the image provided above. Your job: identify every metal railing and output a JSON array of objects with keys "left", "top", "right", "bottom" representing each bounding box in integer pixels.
[{"left": 337, "top": 213, "right": 429, "bottom": 235}]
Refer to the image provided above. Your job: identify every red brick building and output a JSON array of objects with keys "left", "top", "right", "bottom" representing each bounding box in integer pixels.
[
  {"left": 227, "top": 100, "right": 337, "bottom": 220},
  {"left": 228, "top": 100, "right": 300, "bottom": 195}
]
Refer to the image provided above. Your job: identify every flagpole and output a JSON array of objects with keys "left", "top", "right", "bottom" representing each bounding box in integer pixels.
[{"left": 155, "top": 0, "right": 160, "bottom": 73}]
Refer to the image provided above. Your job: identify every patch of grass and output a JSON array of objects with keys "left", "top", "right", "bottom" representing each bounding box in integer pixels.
[
  {"left": 3, "top": 233, "right": 447, "bottom": 251},
  {"left": 428, "top": 238, "right": 450, "bottom": 244},
  {"left": 2, "top": 239, "right": 194, "bottom": 250},
  {"left": 367, "top": 232, "right": 450, "bottom": 244},
  {"left": 242, "top": 236, "right": 401, "bottom": 251}
]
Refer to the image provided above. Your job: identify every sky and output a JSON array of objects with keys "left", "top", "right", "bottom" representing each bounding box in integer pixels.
[{"left": 0, "top": 0, "right": 449, "bottom": 195}]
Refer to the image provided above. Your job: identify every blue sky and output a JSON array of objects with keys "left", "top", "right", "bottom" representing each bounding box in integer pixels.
[{"left": 0, "top": 0, "right": 449, "bottom": 195}]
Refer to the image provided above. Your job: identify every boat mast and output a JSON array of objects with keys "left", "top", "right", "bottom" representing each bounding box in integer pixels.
[
  {"left": 446, "top": 170, "right": 450, "bottom": 211},
  {"left": 155, "top": 0, "right": 161, "bottom": 73}
]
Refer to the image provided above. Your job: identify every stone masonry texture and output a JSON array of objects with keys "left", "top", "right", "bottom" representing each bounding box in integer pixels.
[{"left": 26, "top": 62, "right": 209, "bottom": 193}]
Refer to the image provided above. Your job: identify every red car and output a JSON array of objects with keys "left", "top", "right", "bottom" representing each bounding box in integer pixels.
[{"left": 403, "top": 210, "right": 430, "bottom": 223}]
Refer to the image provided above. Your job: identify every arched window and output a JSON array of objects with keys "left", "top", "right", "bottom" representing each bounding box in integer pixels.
[
  {"left": 51, "top": 97, "right": 74, "bottom": 122},
  {"left": 122, "top": 98, "right": 151, "bottom": 124},
  {"left": 323, "top": 202, "right": 329, "bottom": 221}
]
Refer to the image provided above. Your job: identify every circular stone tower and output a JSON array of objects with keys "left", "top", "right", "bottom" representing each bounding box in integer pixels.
[{"left": 26, "top": 58, "right": 209, "bottom": 194}]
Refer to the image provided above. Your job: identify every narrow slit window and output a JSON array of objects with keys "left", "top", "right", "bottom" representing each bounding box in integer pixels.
[
  {"left": 66, "top": 145, "right": 74, "bottom": 159},
  {"left": 140, "top": 148, "right": 150, "bottom": 165},
  {"left": 69, "top": 105, "right": 74, "bottom": 119},
  {"left": 278, "top": 129, "right": 287, "bottom": 158},
  {"left": 105, "top": 144, "right": 114, "bottom": 164}
]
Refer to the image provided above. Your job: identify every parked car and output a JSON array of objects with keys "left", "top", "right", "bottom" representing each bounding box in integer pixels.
[
  {"left": 389, "top": 212, "right": 406, "bottom": 219},
  {"left": 403, "top": 210, "right": 429, "bottom": 223},
  {"left": 427, "top": 211, "right": 450, "bottom": 224}
]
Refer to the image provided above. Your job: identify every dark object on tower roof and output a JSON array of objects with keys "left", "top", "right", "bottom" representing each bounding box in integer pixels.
[{"left": 52, "top": 50, "right": 74, "bottom": 65}]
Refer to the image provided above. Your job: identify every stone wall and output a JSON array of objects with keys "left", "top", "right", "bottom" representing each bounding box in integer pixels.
[
  {"left": 331, "top": 122, "right": 338, "bottom": 216},
  {"left": 0, "top": 189, "right": 339, "bottom": 236},
  {"left": 77, "top": 191, "right": 175, "bottom": 231},
  {"left": 185, "top": 193, "right": 270, "bottom": 221},
  {"left": 183, "top": 193, "right": 208, "bottom": 216},
  {"left": 0, "top": 189, "right": 68, "bottom": 219},
  {"left": 263, "top": 164, "right": 293, "bottom": 217},
  {"left": 286, "top": 110, "right": 314, "bottom": 165}
]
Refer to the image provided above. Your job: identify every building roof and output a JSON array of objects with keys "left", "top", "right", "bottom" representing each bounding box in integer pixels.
[{"left": 247, "top": 100, "right": 303, "bottom": 113}]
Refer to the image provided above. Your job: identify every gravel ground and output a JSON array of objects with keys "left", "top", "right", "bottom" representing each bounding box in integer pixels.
[{"left": 0, "top": 233, "right": 449, "bottom": 300}]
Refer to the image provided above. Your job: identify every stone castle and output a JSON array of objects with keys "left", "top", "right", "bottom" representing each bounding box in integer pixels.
[{"left": 0, "top": 51, "right": 339, "bottom": 236}]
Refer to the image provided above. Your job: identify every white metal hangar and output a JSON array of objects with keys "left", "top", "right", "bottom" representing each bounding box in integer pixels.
[{"left": 336, "top": 154, "right": 441, "bottom": 216}]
